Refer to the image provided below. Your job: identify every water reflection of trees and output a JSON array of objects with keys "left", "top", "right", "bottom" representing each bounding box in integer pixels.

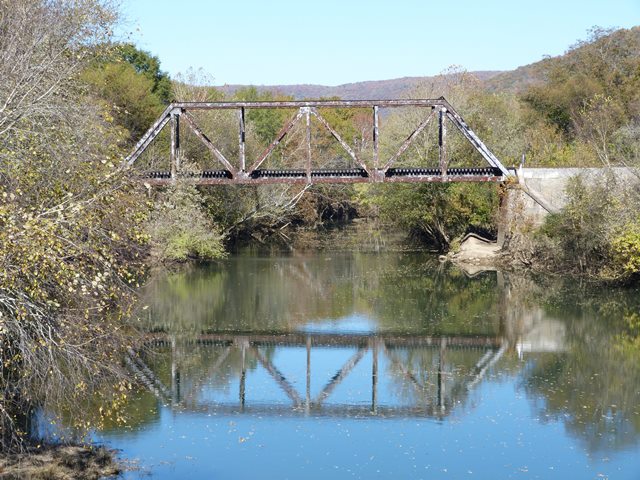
[
  {"left": 521, "top": 283, "right": 640, "bottom": 453},
  {"left": 140, "top": 253, "right": 501, "bottom": 336}
]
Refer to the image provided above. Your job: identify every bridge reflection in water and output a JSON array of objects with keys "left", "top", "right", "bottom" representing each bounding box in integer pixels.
[{"left": 129, "top": 332, "right": 507, "bottom": 419}]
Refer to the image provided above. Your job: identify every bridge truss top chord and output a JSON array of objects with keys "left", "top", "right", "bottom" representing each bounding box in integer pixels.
[{"left": 125, "top": 97, "right": 513, "bottom": 186}]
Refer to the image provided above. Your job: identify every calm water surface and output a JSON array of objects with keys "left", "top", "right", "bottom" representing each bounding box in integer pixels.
[{"left": 96, "top": 252, "right": 640, "bottom": 479}]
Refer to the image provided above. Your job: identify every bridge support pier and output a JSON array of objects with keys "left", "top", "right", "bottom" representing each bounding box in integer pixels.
[{"left": 497, "top": 186, "right": 513, "bottom": 248}]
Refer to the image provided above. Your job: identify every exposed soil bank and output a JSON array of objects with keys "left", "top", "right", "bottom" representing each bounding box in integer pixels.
[
  {"left": 446, "top": 233, "right": 502, "bottom": 268},
  {"left": 0, "top": 445, "right": 121, "bottom": 480}
]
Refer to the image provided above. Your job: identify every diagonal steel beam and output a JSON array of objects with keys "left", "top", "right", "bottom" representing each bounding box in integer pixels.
[
  {"left": 314, "top": 347, "right": 368, "bottom": 405},
  {"left": 466, "top": 343, "right": 507, "bottom": 391},
  {"left": 381, "top": 343, "right": 424, "bottom": 393},
  {"left": 125, "top": 349, "right": 172, "bottom": 402},
  {"left": 440, "top": 99, "right": 511, "bottom": 177},
  {"left": 182, "top": 111, "right": 238, "bottom": 174},
  {"left": 382, "top": 109, "right": 435, "bottom": 171},
  {"left": 250, "top": 346, "right": 303, "bottom": 407},
  {"left": 182, "top": 346, "right": 233, "bottom": 402},
  {"left": 247, "top": 109, "right": 305, "bottom": 173},
  {"left": 310, "top": 108, "right": 368, "bottom": 173},
  {"left": 125, "top": 107, "right": 172, "bottom": 166}
]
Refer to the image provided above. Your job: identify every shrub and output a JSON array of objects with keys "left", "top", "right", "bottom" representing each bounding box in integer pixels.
[
  {"left": 611, "top": 220, "right": 640, "bottom": 278},
  {"left": 148, "top": 182, "right": 226, "bottom": 262}
]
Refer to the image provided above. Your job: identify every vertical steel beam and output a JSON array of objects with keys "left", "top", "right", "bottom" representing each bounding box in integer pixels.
[
  {"left": 371, "top": 339, "right": 378, "bottom": 414},
  {"left": 240, "top": 342, "right": 246, "bottom": 410},
  {"left": 305, "top": 107, "right": 312, "bottom": 182},
  {"left": 437, "top": 337, "right": 446, "bottom": 412},
  {"left": 439, "top": 107, "right": 447, "bottom": 177},
  {"left": 373, "top": 106, "right": 379, "bottom": 170},
  {"left": 170, "top": 335, "right": 181, "bottom": 405},
  {"left": 239, "top": 107, "right": 246, "bottom": 172},
  {"left": 170, "top": 112, "right": 180, "bottom": 179},
  {"left": 306, "top": 336, "right": 311, "bottom": 413}
]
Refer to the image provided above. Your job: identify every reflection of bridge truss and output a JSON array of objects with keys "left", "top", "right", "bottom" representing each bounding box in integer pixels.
[{"left": 128, "top": 333, "right": 507, "bottom": 418}]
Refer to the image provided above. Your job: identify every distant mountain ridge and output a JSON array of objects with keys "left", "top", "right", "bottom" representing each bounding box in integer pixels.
[
  {"left": 215, "top": 27, "right": 640, "bottom": 100},
  {"left": 216, "top": 72, "right": 502, "bottom": 100},
  {"left": 486, "top": 26, "right": 640, "bottom": 94}
]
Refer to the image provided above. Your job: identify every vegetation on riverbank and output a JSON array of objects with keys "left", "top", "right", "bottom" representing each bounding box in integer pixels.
[
  {"left": 0, "top": 0, "right": 150, "bottom": 459},
  {"left": 80, "top": 18, "right": 638, "bottom": 280},
  {"left": 526, "top": 173, "right": 640, "bottom": 282}
]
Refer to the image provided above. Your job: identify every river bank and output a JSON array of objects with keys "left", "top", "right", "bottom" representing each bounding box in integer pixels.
[{"left": 0, "top": 445, "right": 121, "bottom": 480}]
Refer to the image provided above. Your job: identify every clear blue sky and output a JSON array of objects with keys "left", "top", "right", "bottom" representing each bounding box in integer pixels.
[{"left": 118, "top": 0, "right": 640, "bottom": 86}]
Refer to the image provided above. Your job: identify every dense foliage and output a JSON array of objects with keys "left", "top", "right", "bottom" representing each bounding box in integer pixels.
[
  {"left": 148, "top": 182, "right": 225, "bottom": 262},
  {"left": 519, "top": 27, "right": 640, "bottom": 280},
  {"left": 82, "top": 43, "right": 171, "bottom": 140},
  {"left": 0, "top": 0, "right": 152, "bottom": 451}
]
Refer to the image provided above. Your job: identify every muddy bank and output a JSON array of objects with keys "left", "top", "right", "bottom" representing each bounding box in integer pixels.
[{"left": 0, "top": 445, "right": 122, "bottom": 480}]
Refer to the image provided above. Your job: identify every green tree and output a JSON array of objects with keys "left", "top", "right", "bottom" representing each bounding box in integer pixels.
[
  {"left": 0, "top": 0, "right": 150, "bottom": 451},
  {"left": 148, "top": 181, "right": 226, "bottom": 262},
  {"left": 82, "top": 62, "right": 164, "bottom": 140},
  {"left": 362, "top": 183, "right": 498, "bottom": 250},
  {"left": 117, "top": 43, "right": 172, "bottom": 104},
  {"left": 523, "top": 26, "right": 640, "bottom": 141}
]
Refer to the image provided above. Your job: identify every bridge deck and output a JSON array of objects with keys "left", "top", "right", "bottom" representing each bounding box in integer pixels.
[{"left": 141, "top": 167, "right": 505, "bottom": 185}]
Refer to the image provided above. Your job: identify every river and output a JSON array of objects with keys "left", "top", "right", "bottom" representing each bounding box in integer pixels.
[{"left": 78, "top": 251, "right": 640, "bottom": 478}]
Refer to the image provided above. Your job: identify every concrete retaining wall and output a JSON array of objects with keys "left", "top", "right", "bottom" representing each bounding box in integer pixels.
[{"left": 497, "top": 166, "right": 638, "bottom": 245}]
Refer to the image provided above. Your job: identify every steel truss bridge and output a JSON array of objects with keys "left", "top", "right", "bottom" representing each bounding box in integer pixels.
[
  {"left": 125, "top": 98, "right": 512, "bottom": 186},
  {"left": 127, "top": 332, "right": 507, "bottom": 418}
]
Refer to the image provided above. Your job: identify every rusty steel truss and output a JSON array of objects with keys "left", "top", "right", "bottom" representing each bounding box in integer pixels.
[{"left": 125, "top": 97, "right": 512, "bottom": 185}]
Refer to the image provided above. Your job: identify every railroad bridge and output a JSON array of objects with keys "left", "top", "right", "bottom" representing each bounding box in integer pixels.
[{"left": 125, "top": 97, "right": 513, "bottom": 186}]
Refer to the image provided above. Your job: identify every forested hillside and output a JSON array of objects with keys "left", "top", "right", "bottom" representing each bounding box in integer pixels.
[{"left": 216, "top": 71, "right": 501, "bottom": 100}]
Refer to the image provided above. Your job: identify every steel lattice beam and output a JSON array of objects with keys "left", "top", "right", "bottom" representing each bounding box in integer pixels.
[{"left": 125, "top": 98, "right": 513, "bottom": 184}]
